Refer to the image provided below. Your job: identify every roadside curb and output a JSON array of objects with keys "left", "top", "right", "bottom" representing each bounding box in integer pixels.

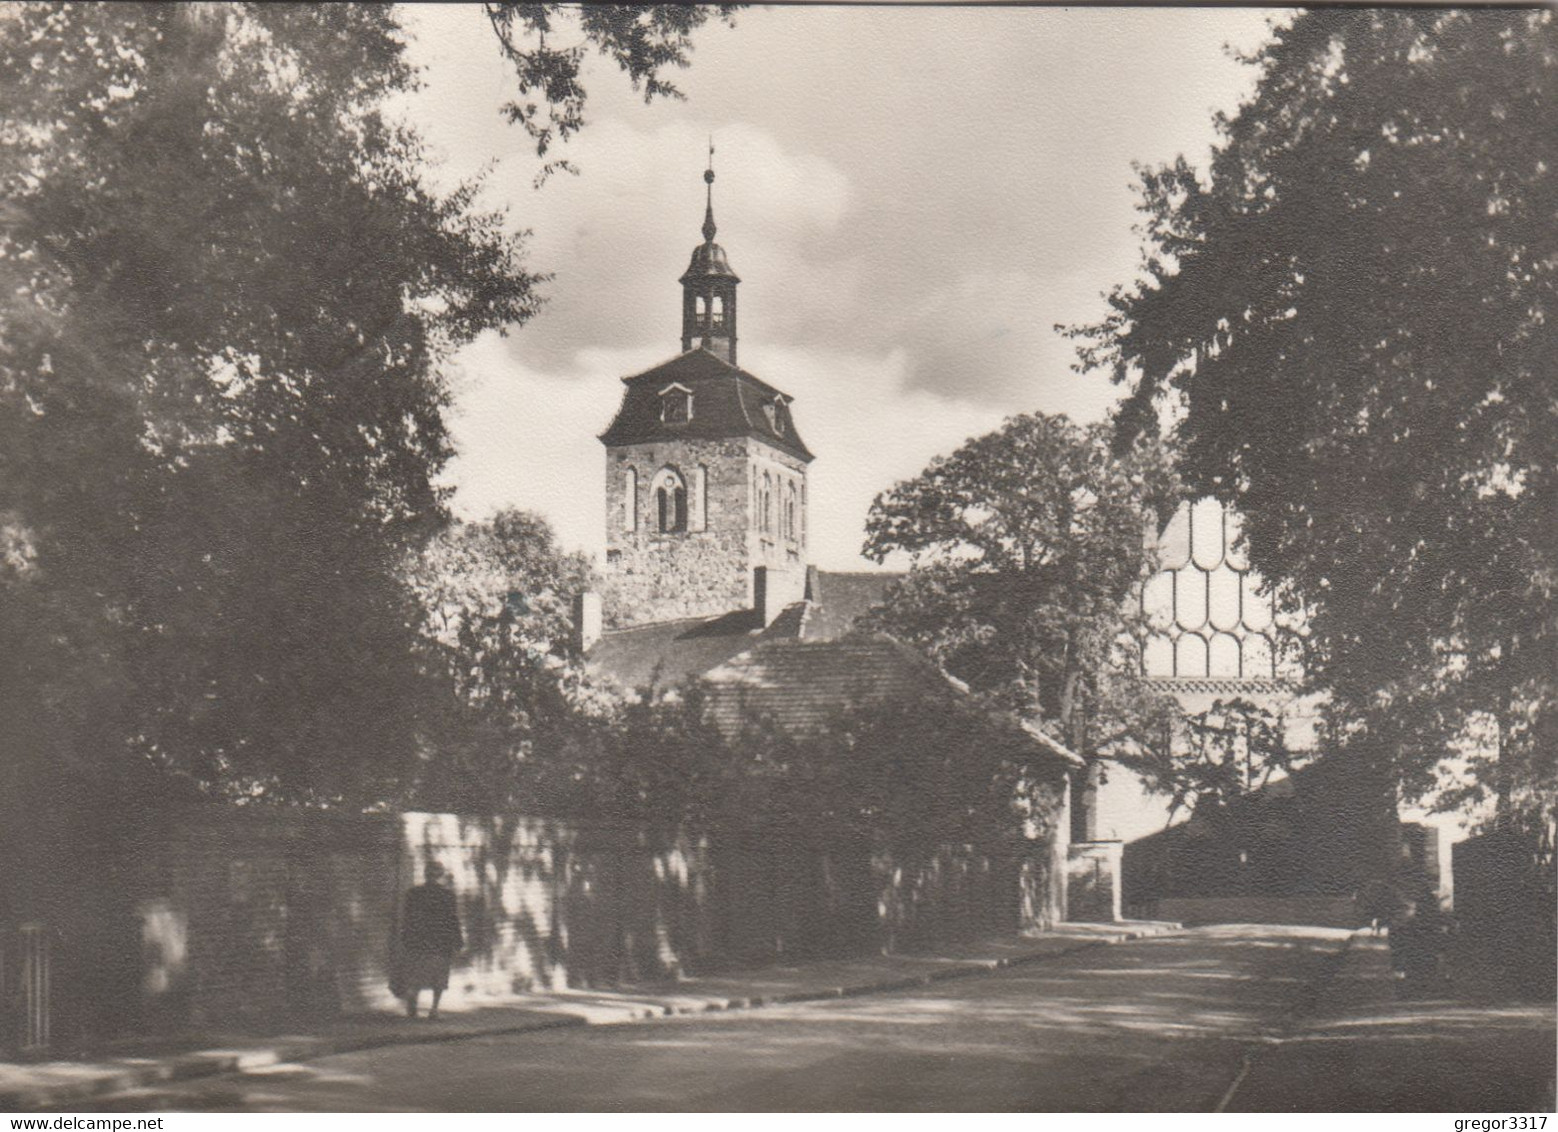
[
  {"left": 0, "top": 1013, "right": 587, "bottom": 1112},
  {"left": 606, "top": 923, "right": 1181, "bottom": 1016},
  {"left": 2, "top": 922, "right": 1179, "bottom": 1110}
]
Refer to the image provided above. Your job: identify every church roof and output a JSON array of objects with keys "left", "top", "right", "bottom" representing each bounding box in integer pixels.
[
  {"left": 799, "top": 570, "right": 903, "bottom": 639},
  {"left": 598, "top": 348, "right": 814, "bottom": 462},
  {"left": 701, "top": 636, "right": 939, "bottom": 734},
  {"left": 586, "top": 570, "right": 904, "bottom": 692},
  {"left": 700, "top": 634, "right": 1083, "bottom": 766},
  {"left": 587, "top": 609, "right": 764, "bottom": 694}
]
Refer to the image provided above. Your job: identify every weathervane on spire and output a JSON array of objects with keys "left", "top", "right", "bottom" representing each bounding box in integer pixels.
[{"left": 702, "top": 135, "right": 717, "bottom": 243}]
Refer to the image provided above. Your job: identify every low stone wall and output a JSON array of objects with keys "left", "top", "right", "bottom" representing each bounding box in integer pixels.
[
  {"left": 125, "top": 808, "right": 403, "bottom": 1034},
  {"left": 1066, "top": 841, "right": 1123, "bottom": 923},
  {"left": 98, "top": 806, "right": 1059, "bottom": 1040},
  {"left": 407, "top": 814, "right": 717, "bottom": 995}
]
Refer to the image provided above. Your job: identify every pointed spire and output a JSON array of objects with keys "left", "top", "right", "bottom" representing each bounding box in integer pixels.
[{"left": 701, "top": 137, "right": 717, "bottom": 243}]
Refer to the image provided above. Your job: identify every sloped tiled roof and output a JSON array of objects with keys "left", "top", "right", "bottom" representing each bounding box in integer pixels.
[
  {"left": 701, "top": 636, "right": 936, "bottom": 734},
  {"left": 586, "top": 568, "right": 902, "bottom": 690},
  {"left": 587, "top": 602, "right": 819, "bottom": 693},
  {"left": 700, "top": 634, "right": 1081, "bottom": 767},
  {"left": 598, "top": 349, "right": 813, "bottom": 462},
  {"left": 587, "top": 610, "right": 763, "bottom": 693},
  {"left": 800, "top": 570, "right": 904, "bottom": 640}
]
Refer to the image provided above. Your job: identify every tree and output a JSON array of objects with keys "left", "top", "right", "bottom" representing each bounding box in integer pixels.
[
  {"left": 1146, "top": 698, "right": 1301, "bottom": 820},
  {"left": 0, "top": 4, "right": 544, "bottom": 806},
  {"left": 484, "top": 4, "right": 743, "bottom": 180},
  {"left": 0, "top": 3, "right": 741, "bottom": 809},
  {"left": 861, "top": 413, "right": 1181, "bottom": 770},
  {"left": 1068, "top": 9, "right": 1557, "bottom": 817},
  {"left": 404, "top": 510, "right": 605, "bottom": 812}
]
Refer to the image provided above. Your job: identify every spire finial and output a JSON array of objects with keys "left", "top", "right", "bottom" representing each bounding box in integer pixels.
[{"left": 701, "top": 137, "right": 717, "bottom": 242}]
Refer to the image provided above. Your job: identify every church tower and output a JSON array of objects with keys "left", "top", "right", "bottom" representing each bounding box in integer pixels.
[{"left": 599, "top": 158, "right": 813, "bottom": 629}]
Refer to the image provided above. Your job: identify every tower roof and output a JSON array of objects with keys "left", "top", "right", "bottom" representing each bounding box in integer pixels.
[
  {"left": 680, "top": 241, "right": 739, "bottom": 284},
  {"left": 679, "top": 154, "right": 739, "bottom": 284},
  {"left": 598, "top": 348, "right": 813, "bottom": 462}
]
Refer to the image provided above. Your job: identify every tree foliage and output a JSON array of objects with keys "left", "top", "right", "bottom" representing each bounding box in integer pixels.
[
  {"left": 562, "top": 691, "right": 1063, "bottom": 850},
  {"left": 1069, "top": 10, "right": 1557, "bottom": 815},
  {"left": 1138, "top": 698, "right": 1302, "bottom": 820},
  {"left": 861, "top": 413, "right": 1181, "bottom": 764},
  {"left": 755, "top": 700, "right": 1067, "bottom": 849},
  {"left": 485, "top": 3, "right": 743, "bottom": 180},
  {"left": 404, "top": 510, "right": 605, "bottom": 812},
  {"left": 0, "top": 2, "right": 743, "bottom": 809},
  {"left": 0, "top": 4, "right": 542, "bottom": 804}
]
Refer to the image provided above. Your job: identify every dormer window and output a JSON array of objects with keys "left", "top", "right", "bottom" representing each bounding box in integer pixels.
[
  {"left": 764, "top": 397, "right": 786, "bottom": 436},
  {"left": 658, "top": 383, "right": 693, "bottom": 425}
]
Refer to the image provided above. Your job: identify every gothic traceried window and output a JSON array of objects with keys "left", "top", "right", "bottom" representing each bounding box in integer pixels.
[
  {"left": 652, "top": 467, "right": 688, "bottom": 534},
  {"left": 1139, "top": 497, "right": 1301, "bottom": 685}
]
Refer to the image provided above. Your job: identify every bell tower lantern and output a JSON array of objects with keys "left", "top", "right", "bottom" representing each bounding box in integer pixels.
[{"left": 680, "top": 152, "right": 739, "bottom": 364}]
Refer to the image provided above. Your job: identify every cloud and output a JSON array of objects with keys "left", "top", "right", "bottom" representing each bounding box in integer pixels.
[
  {"left": 889, "top": 269, "right": 1116, "bottom": 414},
  {"left": 501, "top": 118, "right": 854, "bottom": 372},
  {"left": 401, "top": 5, "right": 1280, "bottom": 571},
  {"left": 757, "top": 344, "right": 1010, "bottom": 569}
]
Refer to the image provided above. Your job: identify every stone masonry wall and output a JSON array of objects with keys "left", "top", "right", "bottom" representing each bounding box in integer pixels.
[
  {"left": 124, "top": 807, "right": 403, "bottom": 1035},
  {"left": 604, "top": 437, "right": 807, "bottom": 627},
  {"left": 746, "top": 442, "right": 809, "bottom": 615}
]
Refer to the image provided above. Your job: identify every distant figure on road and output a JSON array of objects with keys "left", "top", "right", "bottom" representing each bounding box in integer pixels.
[
  {"left": 1358, "top": 878, "right": 1401, "bottom": 936},
  {"left": 396, "top": 861, "right": 463, "bottom": 1020},
  {"left": 1388, "top": 889, "right": 1449, "bottom": 993}
]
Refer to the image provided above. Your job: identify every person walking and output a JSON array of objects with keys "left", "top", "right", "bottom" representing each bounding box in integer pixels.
[{"left": 396, "top": 861, "right": 463, "bottom": 1020}]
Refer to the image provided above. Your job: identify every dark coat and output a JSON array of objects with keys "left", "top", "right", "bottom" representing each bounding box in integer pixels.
[
  {"left": 401, "top": 883, "right": 463, "bottom": 956},
  {"left": 394, "top": 882, "right": 463, "bottom": 996}
]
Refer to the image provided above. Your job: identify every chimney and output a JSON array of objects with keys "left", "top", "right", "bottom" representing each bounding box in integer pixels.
[
  {"left": 571, "top": 591, "right": 602, "bottom": 653},
  {"left": 804, "top": 564, "right": 821, "bottom": 603}
]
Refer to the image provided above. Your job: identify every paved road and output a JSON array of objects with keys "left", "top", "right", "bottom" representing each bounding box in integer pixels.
[{"left": 84, "top": 926, "right": 1554, "bottom": 1112}]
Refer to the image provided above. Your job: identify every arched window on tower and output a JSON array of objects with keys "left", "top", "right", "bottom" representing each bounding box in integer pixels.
[
  {"left": 785, "top": 482, "right": 799, "bottom": 543},
  {"left": 692, "top": 465, "right": 708, "bottom": 532},
  {"left": 710, "top": 294, "right": 724, "bottom": 332},
  {"left": 761, "top": 472, "right": 773, "bottom": 536},
  {"left": 652, "top": 467, "right": 688, "bottom": 534},
  {"left": 622, "top": 468, "right": 637, "bottom": 532}
]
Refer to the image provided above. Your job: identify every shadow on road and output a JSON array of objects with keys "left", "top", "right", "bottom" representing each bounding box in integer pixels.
[{"left": 63, "top": 925, "right": 1555, "bottom": 1113}]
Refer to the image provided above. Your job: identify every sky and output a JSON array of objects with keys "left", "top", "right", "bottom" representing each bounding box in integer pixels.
[{"left": 394, "top": 5, "right": 1281, "bottom": 571}]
